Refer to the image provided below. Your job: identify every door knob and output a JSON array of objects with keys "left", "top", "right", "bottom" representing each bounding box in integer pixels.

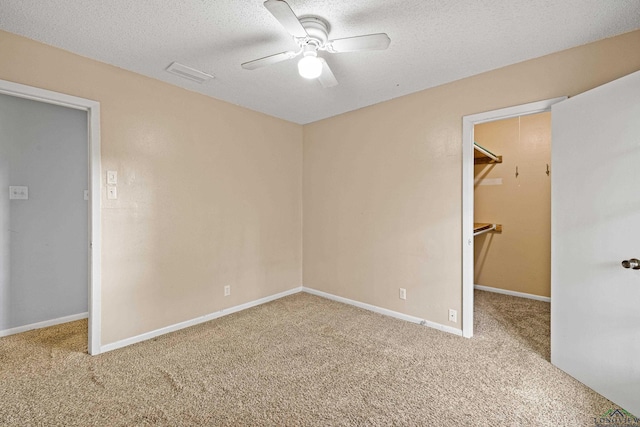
[{"left": 621, "top": 258, "right": 640, "bottom": 269}]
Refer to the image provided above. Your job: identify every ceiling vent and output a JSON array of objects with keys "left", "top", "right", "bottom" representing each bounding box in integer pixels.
[{"left": 165, "top": 62, "right": 214, "bottom": 84}]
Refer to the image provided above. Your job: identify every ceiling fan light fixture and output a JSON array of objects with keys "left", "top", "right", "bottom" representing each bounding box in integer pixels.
[
  {"left": 297, "top": 52, "right": 322, "bottom": 79},
  {"left": 242, "top": 0, "right": 391, "bottom": 88}
]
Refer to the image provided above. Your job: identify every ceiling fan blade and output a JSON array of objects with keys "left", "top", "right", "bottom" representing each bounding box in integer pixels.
[
  {"left": 328, "top": 33, "right": 391, "bottom": 53},
  {"left": 263, "top": 0, "right": 308, "bottom": 38},
  {"left": 318, "top": 58, "right": 338, "bottom": 88},
  {"left": 241, "top": 51, "right": 297, "bottom": 70}
]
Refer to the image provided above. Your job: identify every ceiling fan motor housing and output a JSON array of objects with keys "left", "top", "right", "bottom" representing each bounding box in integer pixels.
[{"left": 298, "top": 17, "right": 329, "bottom": 47}]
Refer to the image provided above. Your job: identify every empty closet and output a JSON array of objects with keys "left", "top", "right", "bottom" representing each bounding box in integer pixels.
[{"left": 473, "top": 112, "right": 551, "bottom": 299}]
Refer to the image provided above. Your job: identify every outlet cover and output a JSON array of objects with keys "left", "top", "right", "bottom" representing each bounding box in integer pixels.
[
  {"left": 399, "top": 288, "right": 407, "bottom": 300},
  {"left": 448, "top": 309, "right": 458, "bottom": 323},
  {"left": 224, "top": 285, "right": 231, "bottom": 297}
]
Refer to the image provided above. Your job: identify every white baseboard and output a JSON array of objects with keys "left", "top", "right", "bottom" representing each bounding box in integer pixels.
[
  {"left": 474, "top": 284, "right": 551, "bottom": 302},
  {"left": 302, "top": 287, "right": 463, "bottom": 337},
  {"left": 100, "top": 286, "right": 303, "bottom": 354},
  {"left": 100, "top": 284, "right": 467, "bottom": 354},
  {"left": 0, "top": 312, "right": 89, "bottom": 338}
]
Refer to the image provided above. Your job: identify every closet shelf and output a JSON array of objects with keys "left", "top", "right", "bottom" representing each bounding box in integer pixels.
[
  {"left": 474, "top": 222, "right": 503, "bottom": 237},
  {"left": 474, "top": 142, "right": 502, "bottom": 164}
]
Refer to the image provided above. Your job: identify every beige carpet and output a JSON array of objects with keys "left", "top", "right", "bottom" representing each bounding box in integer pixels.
[{"left": 0, "top": 290, "right": 619, "bottom": 426}]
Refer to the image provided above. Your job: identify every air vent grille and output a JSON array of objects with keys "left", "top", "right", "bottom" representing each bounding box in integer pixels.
[{"left": 165, "top": 62, "right": 214, "bottom": 84}]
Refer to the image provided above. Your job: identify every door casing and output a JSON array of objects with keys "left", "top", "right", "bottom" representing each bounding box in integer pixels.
[{"left": 461, "top": 97, "right": 566, "bottom": 338}]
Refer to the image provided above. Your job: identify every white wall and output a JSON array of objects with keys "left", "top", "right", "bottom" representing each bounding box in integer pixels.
[{"left": 0, "top": 93, "right": 88, "bottom": 331}]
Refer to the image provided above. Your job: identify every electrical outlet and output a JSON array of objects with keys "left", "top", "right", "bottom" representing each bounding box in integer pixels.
[
  {"left": 448, "top": 309, "right": 457, "bottom": 323},
  {"left": 224, "top": 285, "right": 230, "bottom": 297},
  {"left": 399, "top": 288, "right": 407, "bottom": 300}
]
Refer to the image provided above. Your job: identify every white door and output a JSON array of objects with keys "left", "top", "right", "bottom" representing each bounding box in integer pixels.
[{"left": 551, "top": 70, "right": 640, "bottom": 416}]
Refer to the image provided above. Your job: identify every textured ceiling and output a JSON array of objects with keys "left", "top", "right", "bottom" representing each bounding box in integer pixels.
[{"left": 1, "top": 1, "right": 639, "bottom": 124}]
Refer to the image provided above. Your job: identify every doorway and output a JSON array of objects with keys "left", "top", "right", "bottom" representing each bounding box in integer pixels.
[
  {"left": 461, "top": 97, "right": 565, "bottom": 338},
  {"left": 473, "top": 112, "right": 552, "bottom": 299},
  {"left": 0, "top": 79, "right": 101, "bottom": 355}
]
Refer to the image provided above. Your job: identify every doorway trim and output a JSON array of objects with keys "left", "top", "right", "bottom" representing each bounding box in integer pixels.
[
  {"left": 461, "top": 97, "right": 565, "bottom": 338},
  {"left": 0, "top": 79, "right": 102, "bottom": 355}
]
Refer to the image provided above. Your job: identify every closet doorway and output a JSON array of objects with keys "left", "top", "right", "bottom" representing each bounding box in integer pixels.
[
  {"left": 473, "top": 112, "right": 552, "bottom": 300},
  {"left": 461, "top": 97, "right": 565, "bottom": 338},
  {"left": 0, "top": 79, "right": 102, "bottom": 355}
]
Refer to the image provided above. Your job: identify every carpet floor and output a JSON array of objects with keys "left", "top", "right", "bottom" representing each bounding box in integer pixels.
[{"left": 0, "top": 290, "right": 619, "bottom": 426}]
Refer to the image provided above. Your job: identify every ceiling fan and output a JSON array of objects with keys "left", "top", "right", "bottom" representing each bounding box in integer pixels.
[{"left": 241, "top": 0, "right": 391, "bottom": 88}]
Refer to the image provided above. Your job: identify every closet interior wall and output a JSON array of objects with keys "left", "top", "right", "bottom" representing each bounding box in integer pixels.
[{"left": 474, "top": 112, "right": 551, "bottom": 298}]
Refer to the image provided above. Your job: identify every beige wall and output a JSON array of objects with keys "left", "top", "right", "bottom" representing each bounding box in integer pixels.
[
  {"left": 2, "top": 28, "right": 640, "bottom": 344},
  {"left": 303, "top": 30, "right": 640, "bottom": 329},
  {"left": 0, "top": 30, "right": 303, "bottom": 345},
  {"left": 474, "top": 113, "right": 551, "bottom": 297}
]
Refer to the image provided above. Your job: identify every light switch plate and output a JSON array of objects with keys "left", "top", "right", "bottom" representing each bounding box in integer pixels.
[
  {"left": 107, "top": 170, "right": 118, "bottom": 185},
  {"left": 9, "top": 186, "right": 28, "bottom": 200}
]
